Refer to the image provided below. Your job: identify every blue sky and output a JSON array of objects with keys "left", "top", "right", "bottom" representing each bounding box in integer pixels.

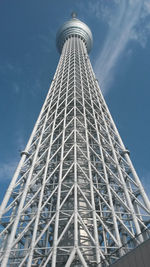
[{"left": 0, "top": 0, "right": 150, "bottom": 203}]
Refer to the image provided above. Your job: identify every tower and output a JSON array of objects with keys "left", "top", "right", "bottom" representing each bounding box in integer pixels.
[{"left": 0, "top": 13, "right": 150, "bottom": 266}]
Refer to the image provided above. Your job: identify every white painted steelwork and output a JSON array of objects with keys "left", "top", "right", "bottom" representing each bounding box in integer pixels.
[
  {"left": 56, "top": 13, "right": 93, "bottom": 54},
  {"left": 0, "top": 15, "right": 150, "bottom": 267}
]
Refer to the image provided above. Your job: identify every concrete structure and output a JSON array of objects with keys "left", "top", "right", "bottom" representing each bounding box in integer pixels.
[
  {"left": 0, "top": 14, "right": 150, "bottom": 266},
  {"left": 110, "top": 236, "right": 150, "bottom": 267}
]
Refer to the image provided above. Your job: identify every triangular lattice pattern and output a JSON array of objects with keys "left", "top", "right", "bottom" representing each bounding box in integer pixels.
[{"left": 0, "top": 36, "right": 150, "bottom": 267}]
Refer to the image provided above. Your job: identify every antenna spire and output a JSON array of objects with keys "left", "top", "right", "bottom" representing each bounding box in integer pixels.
[{"left": 71, "top": 11, "right": 77, "bottom": 19}]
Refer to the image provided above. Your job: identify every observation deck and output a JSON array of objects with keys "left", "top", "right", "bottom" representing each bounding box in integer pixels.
[{"left": 56, "top": 12, "right": 93, "bottom": 54}]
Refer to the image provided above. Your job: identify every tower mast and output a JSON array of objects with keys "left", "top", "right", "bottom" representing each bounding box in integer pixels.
[{"left": 0, "top": 14, "right": 150, "bottom": 266}]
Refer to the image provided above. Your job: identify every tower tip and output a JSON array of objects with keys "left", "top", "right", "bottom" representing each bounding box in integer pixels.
[{"left": 71, "top": 12, "right": 77, "bottom": 19}]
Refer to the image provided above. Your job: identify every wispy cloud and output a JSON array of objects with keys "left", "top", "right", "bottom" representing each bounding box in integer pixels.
[
  {"left": 13, "top": 83, "right": 20, "bottom": 94},
  {"left": 0, "top": 133, "right": 25, "bottom": 181},
  {"left": 0, "top": 159, "right": 18, "bottom": 181},
  {"left": 15, "top": 132, "right": 26, "bottom": 151},
  {"left": 89, "top": 0, "right": 150, "bottom": 94},
  {"left": 0, "top": 62, "right": 22, "bottom": 76}
]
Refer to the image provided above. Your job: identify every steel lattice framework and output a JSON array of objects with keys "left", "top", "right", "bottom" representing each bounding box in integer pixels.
[{"left": 0, "top": 15, "right": 150, "bottom": 267}]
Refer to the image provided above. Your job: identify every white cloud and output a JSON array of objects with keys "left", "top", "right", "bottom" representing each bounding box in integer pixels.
[
  {"left": 0, "top": 160, "right": 18, "bottom": 181},
  {"left": 0, "top": 134, "right": 25, "bottom": 181},
  {"left": 0, "top": 62, "right": 22, "bottom": 75},
  {"left": 15, "top": 133, "right": 26, "bottom": 151},
  {"left": 13, "top": 83, "right": 20, "bottom": 94},
  {"left": 89, "top": 0, "right": 150, "bottom": 94}
]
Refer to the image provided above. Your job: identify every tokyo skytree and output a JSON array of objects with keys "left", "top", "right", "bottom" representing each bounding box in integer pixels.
[{"left": 0, "top": 13, "right": 150, "bottom": 267}]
